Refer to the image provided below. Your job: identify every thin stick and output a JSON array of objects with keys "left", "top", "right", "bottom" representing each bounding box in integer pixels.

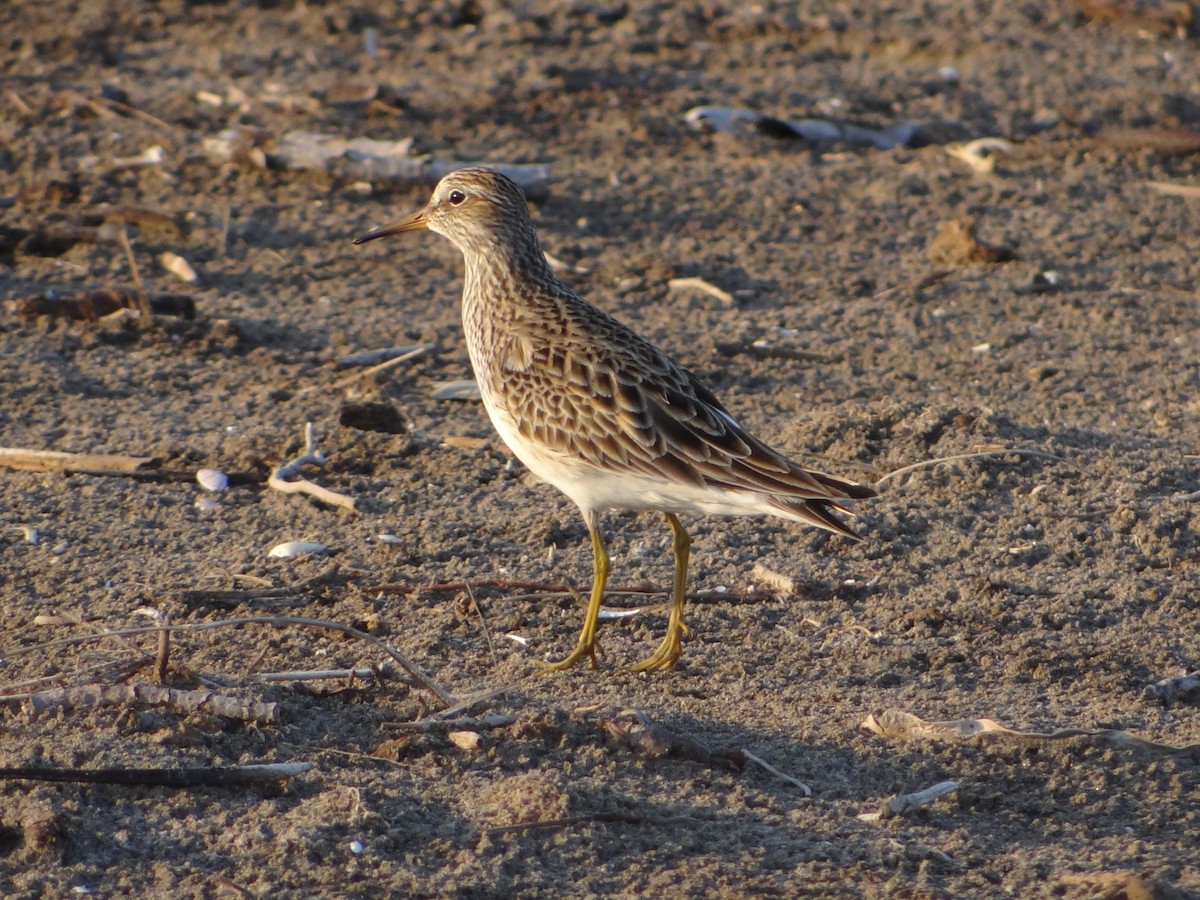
[
  {"left": 155, "top": 612, "right": 171, "bottom": 683},
  {"left": 464, "top": 584, "right": 499, "bottom": 669},
  {"left": 1146, "top": 180, "right": 1200, "bottom": 198},
  {"left": 116, "top": 227, "right": 154, "bottom": 323},
  {"left": 875, "top": 448, "right": 1090, "bottom": 487},
  {"left": 90, "top": 94, "right": 178, "bottom": 135},
  {"left": 218, "top": 204, "right": 231, "bottom": 257},
  {"left": 305, "top": 344, "right": 434, "bottom": 396},
  {"left": 0, "top": 762, "right": 311, "bottom": 788},
  {"left": 4, "top": 615, "right": 454, "bottom": 707},
  {"left": 423, "top": 681, "right": 526, "bottom": 720},
  {"left": 740, "top": 748, "right": 812, "bottom": 796}
]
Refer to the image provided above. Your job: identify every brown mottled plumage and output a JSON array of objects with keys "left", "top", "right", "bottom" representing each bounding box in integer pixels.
[{"left": 356, "top": 167, "right": 874, "bottom": 672}]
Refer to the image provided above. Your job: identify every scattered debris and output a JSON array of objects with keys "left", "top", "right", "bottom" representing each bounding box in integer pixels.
[
  {"left": 1092, "top": 126, "right": 1200, "bottom": 155},
  {"left": 23, "top": 683, "right": 278, "bottom": 724},
  {"left": 599, "top": 709, "right": 744, "bottom": 771},
  {"left": 159, "top": 251, "right": 198, "bottom": 283},
  {"left": 267, "top": 422, "right": 357, "bottom": 512},
  {"left": 0, "top": 761, "right": 310, "bottom": 789},
  {"left": 862, "top": 709, "right": 1200, "bottom": 759},
  {"left": 1075, "top": 0, "right": 1194, "bottom": 37},
  {"left": 268, "top": 541, "right": 329, "bottom": 559},
  {"left": 543, "top": 250, "right": 589, "bottom": 274},
  {"left": 8, "top": 288, "right": 195, "bottom": 321},
  {"left": 750, "top": 563, "right": 796, "bottom": 595},
  {"left": 383, "top": 713, "right": 516, "bottom": 733},
  {"left": 858, "top": 780, "right": 960, "bottom": 822},
  {"left": 442, "top": 435, "right": 488, "bottom": 450},
  {"left": 0, "top": 447, "right": 160, "bottom": 476},
  {"left": 668, "top": 276, "right": 735, "bottom": 307},
  {"left": 739, "top": 748, "right": 811, "bottom": 796},
  {"left": 7, "top": 613, "right": 454, "bottom": 707},
  {"left": 927, "top": 220, "right": 1014, "bottom": 266},
  {"left": 335, "top": 344, "right": 430, "bottom": 368},
  {"left": 79, "top": 145, "right": 166, "bottom": 172},
  {"left": 448, "top": 730, "right": 484, "bottom": 751},
  {"left": 202, "top": 129, "right": 551, "bottom": 198},
  {"left": 306, "top": 343, "right": 435, "bottom": 397},
  {"left": 256, "top": 668, "right": 381, "bottom": 683},
  {"left": 946, "top": 138, "right": 1013, "bottom": 175},
  {"left": 1146, "top": 180, "right": 1200, "bottom": 198},
  {"left": 1145, "top": 671, "right": 1200, "bottom": 707},
  {"left": 685, "top": 105, "right": 921, "bottom": 149},
  {"left": 195, "top": 468, "right": 229, "bottom": 492}
]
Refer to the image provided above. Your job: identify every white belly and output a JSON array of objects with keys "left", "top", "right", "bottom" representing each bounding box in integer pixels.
[{"left": 481, "top": 391, "right": 778, "bottom": 520}]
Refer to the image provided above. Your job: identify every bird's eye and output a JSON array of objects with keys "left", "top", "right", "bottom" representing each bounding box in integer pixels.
[{"left": 448, "top": 190, "right": 466, "bottom": 205}]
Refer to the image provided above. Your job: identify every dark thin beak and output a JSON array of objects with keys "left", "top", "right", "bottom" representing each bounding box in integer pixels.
[{"left": 353, "top": 207, "right": 429, "bottom": 244}]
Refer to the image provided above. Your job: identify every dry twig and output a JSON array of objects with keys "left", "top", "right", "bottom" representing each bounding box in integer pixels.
[
  {"left": 302, "top": 343, "right": 434, "bottom": 396},
  {"left": 268, "top": 422, "right": 357, "bottom": 512},
  {"left": 739, "top": 748, "right": 811, "bottom": 796},
  {"left": 0, "top": 447, "right": 159, "bottom": 475},
  {"left": 24, "top": 683, "right": 278, "bottom": 724},
  {"left": 858, "top": 780, "right": 960, "bottom": 821},
  {"left": 862, "top": 709, "right": 1200, "bottom": 759},
  {"left": 0, "top": 762, "right": 310, "bottom": 788},
  {"left": 6, "top": 614, "right": 453, "bottom": 707},
  {"left": 116, "top": 227, "right": 154, "bottom": 323}
]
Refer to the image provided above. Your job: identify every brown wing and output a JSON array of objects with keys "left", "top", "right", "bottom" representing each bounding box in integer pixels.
[{"left": 499, "top": 290, "right": 874, "bottom": 512}]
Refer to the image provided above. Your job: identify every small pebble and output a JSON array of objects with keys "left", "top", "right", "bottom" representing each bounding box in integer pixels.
[
  {"left": 448, "top": 730, "right": 482, "bottom": 751},
  {"left": 195, "top": 497, "right": 221, "bottom": 513}
]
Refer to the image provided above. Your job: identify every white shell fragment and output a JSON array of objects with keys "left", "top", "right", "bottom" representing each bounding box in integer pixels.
[
  {"left": 160, "top": 251, "right": 199, "bottom": 283},
  {"left": 377, "top": 533, "right": 403, "bottom": 544},
  {"left": 194, "top": 497, "right": 221, "bottom": 513},
  {"left": 946, "top": 138, "right": 1013, "bottom": 175},
  {"left": 196, "top": 468, "right": 229, "bottom": 492},
  {"left": 268, "top": 541, "right": 328, "bottom": 558},
  {"left": 597, "top": 606, "right": 644, "bottom": 621}
]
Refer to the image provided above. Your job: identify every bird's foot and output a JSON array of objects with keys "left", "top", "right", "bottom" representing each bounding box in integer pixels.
[
  {"left": 629, "top": 625, "right": 686, "bottom": 672},
  {"left": 537, "top": 640, "right": 600, "bottom": 673}
]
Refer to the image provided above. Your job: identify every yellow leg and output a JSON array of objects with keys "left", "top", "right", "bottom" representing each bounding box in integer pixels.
[
  {"left": 540, "top": 515, "right": 609, "bottom": 672},
  {"left": 630, "top": 513, "right": 690, "bottom": 672}
]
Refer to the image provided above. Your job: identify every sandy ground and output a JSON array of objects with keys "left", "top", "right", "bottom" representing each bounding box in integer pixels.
[{"left": 2, "top": 1, "right": 1199, "bottom": 897}]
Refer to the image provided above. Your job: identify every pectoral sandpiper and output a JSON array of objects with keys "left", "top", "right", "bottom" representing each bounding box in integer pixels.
[{"left": 355, "top": 167, "right": 874, "bottom": 672}]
